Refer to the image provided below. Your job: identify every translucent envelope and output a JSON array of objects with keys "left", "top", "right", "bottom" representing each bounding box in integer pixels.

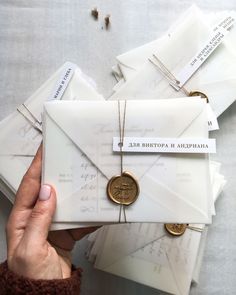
[
  {"left": 0, "top": 62, "right": 103, "bottom": 200},
  {"left": 88, "top": 163, "right": 226, "bottom": 294},
  {"left": 111, "top": 5, "right": 236, "bottom": 117},
  {"left": 0, "top": 62, "right": 103, "bottom": 230},
  {"left": 92, "top": 223, "right": 203, "bottom": 295},
  {"left": 43, "top": 98, "right": 213, "bottom": 224}
]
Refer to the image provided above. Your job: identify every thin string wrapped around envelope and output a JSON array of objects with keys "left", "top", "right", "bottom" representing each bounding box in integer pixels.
[
  {"left": 118, "top": 100, "right": 127, "bottom": 222},
  {"left": 118, "top": 100, "right": 126, "bottom": 176},
  {"left": 17, "top": 103, "right": 42, "bottom": 134},
  {"left": 12, "top": 104, "right": 42, "bottom": 157},
  {"left": 148, "top": 54, "right": 209, "bottom": 102},
  {"left": 148, "top": 56, "right": 210, "bottom": 232},
  {"left": 107, "top": 100, "right": 139, "bottom": 223}
]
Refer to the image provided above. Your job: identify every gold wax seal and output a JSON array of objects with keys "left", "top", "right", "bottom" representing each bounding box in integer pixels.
[
  {"left": 189, "top": 91, "right": 209, "bottom": 103},
  {"left": 107, "top": 171, "right": 139, "bottom": 205},
  {"left": 164, "top": 224, "right": 188, "bottom": 236}
]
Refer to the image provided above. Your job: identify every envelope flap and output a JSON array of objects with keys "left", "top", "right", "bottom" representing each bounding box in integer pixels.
[
  {"left": 44, "top": 99, "right": 207, "bottom": 180},
  {"left": 95, "top": 223, "right": 167, "bottom": 270},
  {"left": 116, "top": 5, "right": 201, "bottom": 71}
]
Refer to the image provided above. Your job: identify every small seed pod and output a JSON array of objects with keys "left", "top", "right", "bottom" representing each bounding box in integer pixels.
[
  {"left": 91, "top": 8, "right": 99, "bottom": 20},
  {"left": 104, "top": 14, "right": 110, "bottom": 29}
]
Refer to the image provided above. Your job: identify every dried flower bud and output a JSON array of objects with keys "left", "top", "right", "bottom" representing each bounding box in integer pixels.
[
  {"left": 104, "top": 14, "right": 110, "bottom": 29},
  {"left": 91, "top": 8, "right": 99, "bottom": 20}
]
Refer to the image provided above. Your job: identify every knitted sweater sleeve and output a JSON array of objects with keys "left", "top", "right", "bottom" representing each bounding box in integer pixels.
[{"left": 0, "top": 261, "right": 82, "bottom": 295}]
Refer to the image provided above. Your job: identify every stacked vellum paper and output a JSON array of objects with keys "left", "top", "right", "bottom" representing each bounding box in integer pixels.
[
  {"left": 0, "top": 62, "right": 104, "bottom": 230},
  {"left": 86, "top": 161, "right": 225, "bottom": 295},
  {"left": 86, "top": 5, "right": 234, "bottom": 295},
  {"left": 0, "top": 4, "right": 235, "bottom": 295}
]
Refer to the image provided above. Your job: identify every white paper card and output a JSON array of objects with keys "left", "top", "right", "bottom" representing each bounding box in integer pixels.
[
  {"left": 207, "top": 104, "right": 219, "bottom": 131},
  {"left": 48, "top": 62, "right": 77, "bottom": 101},
  {"left": 113, "top": 137, "right": 216, "bottom": 153},
  {"left": 174, "top": 15, "right": 235, "bottom": 88}
]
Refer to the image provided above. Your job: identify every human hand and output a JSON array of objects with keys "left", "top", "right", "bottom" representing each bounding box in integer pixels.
[{"left": 6, "top": 145, "right": 98, "bottom": 280}]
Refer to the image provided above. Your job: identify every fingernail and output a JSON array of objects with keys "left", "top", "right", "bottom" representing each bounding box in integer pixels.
[{"left": 39, "top": 184, "right": 51, "bottom": 201}]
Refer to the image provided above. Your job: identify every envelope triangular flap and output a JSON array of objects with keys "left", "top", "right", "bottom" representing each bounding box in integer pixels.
[
  {"left": 96, "top": 225, "right": 182, "bottom": 294},
  {"left": 0, "top": 65, "right": 70, "bottom": 157},
  {"left": 103, "top": 255, "right": 179, "bottom": 295},
  {"left": 162, "top": 6, "right": 231, "bottom": 80},
  {"left": 44, "top": 98, "right": 206, "bottom": 180},
  {"left": 116, "top": 5, "right": 200, "bottom": 71},
  {"left": 113, "top": 5, "right": 236, "bottom": 118},
  {"left": 95, "top": 223, "right": 166, "bottom": 269},
  {"left": 25, "top": 63, "right": 74, "bottom": 123}
]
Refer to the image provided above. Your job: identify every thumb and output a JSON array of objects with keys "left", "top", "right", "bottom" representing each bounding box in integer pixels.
[{"left": 23, "top": 185, "right": 56, "bottom": 246}]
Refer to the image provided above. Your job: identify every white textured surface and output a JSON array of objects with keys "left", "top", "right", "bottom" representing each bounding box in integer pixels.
[{"left": 0, "top": 1, "right": 236, "bottom": 294}]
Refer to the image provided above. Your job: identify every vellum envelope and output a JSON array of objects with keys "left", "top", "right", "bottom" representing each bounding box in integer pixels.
[
  {"left": 0, "top": 62, "right": 103, "bottom": 230},
  {"left": 43, "top": 98, "right": 213, "bottom": 224},
  {"left": 0, "top": 62, "right": 103, "bottom": 201},
  {"left": 89, "top": 164, "right": 226, "bottom": 294},
  {"left": 115, "top": 6, "right": 203, "bottom": 81},
  {"left": 88, "top": 171, "right": 226, "bottom": 294},
  {"left": 111, "top": 5, "right": 236, "bottom": 117},
  {"left": 93, "top": 223, "right": 204, "bottom": 295}
]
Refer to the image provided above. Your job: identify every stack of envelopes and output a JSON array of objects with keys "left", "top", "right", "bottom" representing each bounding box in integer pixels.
[
  {"left": 85, "top": 5, "right": 234, "bottom": 295},
  {"left": 0, "top": 62, "right": 104, "bottom": 230},
  {"left": 0, "top": 4, "right": 234, "bottom": 295},
  {"left": 86, "top": 160, "right": 225, "bottom": 295}
]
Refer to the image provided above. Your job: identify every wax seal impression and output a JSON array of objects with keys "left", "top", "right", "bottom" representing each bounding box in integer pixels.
[
  {"left": 107, "top": 171, "right": 139, "bottom": 205},
  {"left": 164, "top": 223, "right": 188, "bottom": 236},
  {"left": 189, "top": 91, "right": 209, "bottom": 103}
]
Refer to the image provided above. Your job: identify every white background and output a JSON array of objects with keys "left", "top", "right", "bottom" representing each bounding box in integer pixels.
[{"left": 0, "top": 1, "right": 236, "bottom": 294}]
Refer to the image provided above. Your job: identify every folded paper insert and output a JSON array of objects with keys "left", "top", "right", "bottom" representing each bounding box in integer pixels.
[{"left": 43, "top": 98, "right": 213, "bottom": 224}]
